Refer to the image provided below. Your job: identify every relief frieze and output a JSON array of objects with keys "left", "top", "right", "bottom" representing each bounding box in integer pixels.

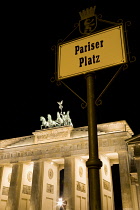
[
  {"left": 103, "top": 179, "right": 111, "bottom": 191},
  {"left": 37, "top": 131, "right": 69, "bottom": 141},
  {"left": 37, "top": 134, "right": 49, "bottom": 140},
  {"left": 22, "top": 185, "right": 32, "bottom": 195},
  {"left": 35, "top": 126, "right": 73, "bottom": 143},
  {"left": 46, "top": 183, "right": 54, "bottom": 194},
  {"left": 76, "top": 181, "right": 86, "bottom": 193},
  {"left": 0, "top": 141, "right": 89, "bottom": 161},
  {"left": 102, "top": 140, "right": 109, "bottom": 147},
  {"left": 2, "top": 186, "right": 9, "bottom": 195}
]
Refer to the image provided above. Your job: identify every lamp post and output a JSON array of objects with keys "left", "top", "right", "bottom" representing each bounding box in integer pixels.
[
  {"left": 86, "top": 73, "right": 102, "bottom": 210},
  {"left": 57, "top": 198, "right": 67, "bottom": 210}
]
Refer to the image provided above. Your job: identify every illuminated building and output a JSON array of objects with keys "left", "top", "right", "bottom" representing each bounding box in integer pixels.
[{"left": 0, "top": 120, "right": 139, "bottom": 209}]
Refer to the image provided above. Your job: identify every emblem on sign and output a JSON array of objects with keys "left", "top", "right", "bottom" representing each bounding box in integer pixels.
[{"left": 79, "top": 6, "right": 97, "bottom": 35}]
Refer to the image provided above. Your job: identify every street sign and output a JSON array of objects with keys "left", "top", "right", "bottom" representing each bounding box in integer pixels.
[{"left": 57, "top": 25, "right": 127, "bottom": 80}]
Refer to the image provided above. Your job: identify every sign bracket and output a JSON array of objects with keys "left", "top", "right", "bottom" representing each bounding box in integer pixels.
[
  {"left": 50, "top": 6, "right": 136, "bottom": 210},
  {"left": 50, "top": 76, "right": 87, "bottom": 109},
  {"left": 51, "top": 8, "right": 136, "bottom": 108},
  {"left": 95, "top": 63, "right": 128, "bottom": 106},
  {"left": 61, "top": 81, "right": 87, "bottom": 109},
  {"left": 50, "top": 63, "right": 128, "bottom": 108}
]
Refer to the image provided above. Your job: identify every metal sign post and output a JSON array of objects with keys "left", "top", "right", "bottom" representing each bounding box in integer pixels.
[
  {"left": 56, "top": 6, "right": 128, "bottom": 210},
  {"left": 86, "top": 73, "right": 102, "bottom": 210}
]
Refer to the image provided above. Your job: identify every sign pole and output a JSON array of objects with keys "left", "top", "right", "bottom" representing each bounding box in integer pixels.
[{"left": 86, "top": 73, "right": 102, "bottom": 210}]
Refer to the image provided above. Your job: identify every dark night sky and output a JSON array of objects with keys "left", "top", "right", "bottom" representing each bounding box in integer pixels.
[{"left": 1, "top": 1, "right": 139, "bottom": 140}]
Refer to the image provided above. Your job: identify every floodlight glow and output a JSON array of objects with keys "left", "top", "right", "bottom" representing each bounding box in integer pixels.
[{"left": 57, "top": 198, "right": 63, "bottom": 207}]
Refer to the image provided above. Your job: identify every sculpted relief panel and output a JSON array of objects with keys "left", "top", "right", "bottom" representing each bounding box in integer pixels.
[
  {"left": 103, "top": 180, "right": 111, "bottom": 191},
  {"left": 76, "top": 181, "right": 86, "bottom": 193},
  {"left": 0, "top": 140, "right": 89, "bottom": 162},
  {"left": 0, "top": 126, "right": 128, "bottom": 163},
  {"left": 2, "top": 186, "right": 9, "bottom": 196},
  {"left": 22, "top": 185, "right": 32, "bottom": 195},
  {"left": 36, "top": 130, "right": 70, "bottom": 142},
  {"left": 46, "top": 184, "right": 54, "bottom": 194}
]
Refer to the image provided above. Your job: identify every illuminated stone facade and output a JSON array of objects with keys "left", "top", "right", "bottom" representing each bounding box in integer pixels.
[{"left": 0, "top": 120, "right": 139, "bottom": 210}]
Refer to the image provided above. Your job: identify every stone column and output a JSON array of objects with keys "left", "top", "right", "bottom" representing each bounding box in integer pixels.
[
  {"left": 130, "top": 178, "right": 139, "bottom": 210},
  {"left": 0, "top": 166, "right": 4, "bottom": 194},
  {"left": 136, "top": 185, "right": 140, "bottom": 210},
  {"left": 63, "top": 157, "right": 75, "bottom": 210},
  {"left": 135, "top": 163, "right": 140, "bottom": 210},
  {"left": 6, "top": 163, "right": 23, "bottom": 210},
  {"left": 30, "top": 161, "right": 44, "bottom": 210},
  {"left": 135, "top": 159, "right": 140, "bottom": 186},
  {"left": 118, "top": 151, "right": 133, "bottom": 210},
  {"left": 134, "top": 144, "right": 140, "bottom": 186},
  {"left": 63, "top": 157, "right": 87, "bottom": 210},
  {"left": 134, "top": 144, "right": 140, "bottom": 209}
]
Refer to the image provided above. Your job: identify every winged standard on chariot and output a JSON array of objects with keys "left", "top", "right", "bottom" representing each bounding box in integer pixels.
[{"left": 40, "top": 101, "right": 73, "bottom": 129}]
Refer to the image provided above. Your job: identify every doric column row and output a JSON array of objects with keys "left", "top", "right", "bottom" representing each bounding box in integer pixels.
[
  {"left": 0, "top": 160, "right": 60, "bottom": 210},
  {"left": 0, "top": 156, "right": 89, "bottom": 210},
  {"left": 1, "top": 151, "right": 137, "bottom": 210}
]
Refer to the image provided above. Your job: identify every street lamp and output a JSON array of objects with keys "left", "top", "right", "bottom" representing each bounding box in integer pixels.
[{"left": 57, "top": 198, "right": 67, "bottom": 210}]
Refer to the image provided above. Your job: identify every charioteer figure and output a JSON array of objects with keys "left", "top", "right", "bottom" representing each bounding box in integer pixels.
[{"left": 40, "top": 101, "right": 73, "bottom": 129}]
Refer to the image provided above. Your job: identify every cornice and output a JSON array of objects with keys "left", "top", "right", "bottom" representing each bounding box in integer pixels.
[{"left": 0, "top": 131, "right": 129, "bottom": 164}]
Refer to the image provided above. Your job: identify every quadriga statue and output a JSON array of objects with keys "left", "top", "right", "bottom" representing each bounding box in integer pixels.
[{"left": 40, "top": 101, "right": 73, "bottom": 129}]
